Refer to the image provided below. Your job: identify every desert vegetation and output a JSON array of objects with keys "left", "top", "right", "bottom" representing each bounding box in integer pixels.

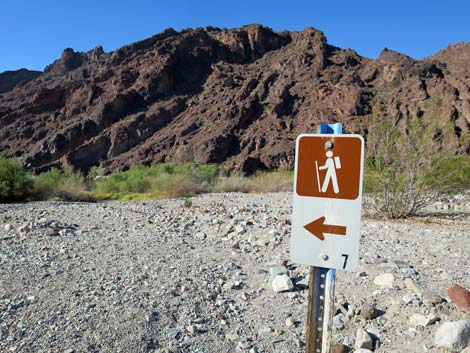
[
  {"left": 0, "top": 159, "right": 294, "bottom": 203},
  {"left": 1, "top": 117, "right": 469, "bottom": 219},
  {"left": 364, "top": 117, "right": 470, "bottom": 218}
]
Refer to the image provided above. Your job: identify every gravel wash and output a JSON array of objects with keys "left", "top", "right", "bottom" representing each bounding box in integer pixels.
[{"left": 1, "top": 192, "right": 469, "bottom": 353}]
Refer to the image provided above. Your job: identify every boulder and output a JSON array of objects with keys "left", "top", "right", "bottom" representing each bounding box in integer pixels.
[
  {"left": 448, "top": 284, "right": 470, "bottom": 313},
  {"left": 435, "top": 320, "right": 470, "bottom": 351}
]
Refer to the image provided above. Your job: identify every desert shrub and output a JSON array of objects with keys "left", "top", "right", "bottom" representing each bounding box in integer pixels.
[
  {"left": 33, "top": 168, "right": 93, "bottom": 201},
  {"left": 246, "top": 170, "right": 293, "bottom": 193},
  {"left": 364, "top": 117, "right": 469, "bottom": 218},
  {"left": 92, "top": 163, "right": 219, "bottom": 200},
  {"left": 213, "top": 170, "right": 293, "bottom": 193},
  {"left": 182, "top": 197, "right": 193, "bottom": 208},
  {"left": 0, "top": 157, "right": 33, "bottom": 202},
  {"left": 213, "top": 173, "right": 251, "bottom": 193}
]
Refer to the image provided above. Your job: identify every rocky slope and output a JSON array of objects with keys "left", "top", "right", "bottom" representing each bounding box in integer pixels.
[
  {"left": 0, "top": 68, "right": 41, "bottom": 94},
  {"left": 0, "top": 25, "right": 469, "bottom": 174},
  {"left": 1, "top": 192, "right": 469, "bottom": 352}
]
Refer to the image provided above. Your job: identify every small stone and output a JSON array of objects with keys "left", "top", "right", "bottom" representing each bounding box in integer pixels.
[
  {"left": 294, "top": 277, "right": 309, "bottom": 289},
  {"left": 272, "top": 274, "right": 294, "bottom": 293},
  {"left": 146, "top": 311, "right": 157, "bottom": 322},
  {"left": 331, "top": 343, "right": 350, "bottom": 353},
  {"left": 223, "top": 262, "right": 239, "bottom": 271},
  {"left": 404, "top": 278, "right": 425, "bottom": 293},
  {"left": 393, "top": 260, "right": 417, "bottom": 276},
  {"left": 409, "top": 313, "right": 439, "bottom": 327},
  {"left": 186, "top": 325, "right": 196, "bottom": 335},
  {"left": 17, "top": 223, "right": 30, "bottom": 234},
  {"left": 258, "top": 327, "right": 272, "bottom": 336},
  {"left": 237, "top": 341, "right": 250, "bottom": 350},
  {"left": 4, "top": 224, "right": 12, "bottom": 231},
  {"left": 360, "top": 303, "right": 380, "bottom": 320},
  {"left": 333, "top": 313, "right": 345, "bottom": 330},
  {"left": 269, "top": 266, "right": 288, "bottom": 281},
  {"left": 346, "top": 305, "right": 356, "bottom": 319},
  {"left": 373, "top": 273, "right": 394, "bottom": 288},
  {"left": 167, "top": 329, "right": 180, "bottom": 340},
  {"left": 223, "top": 281, "right": 236, "bottom": 290},
  {"left": 448, "top": 284, "right": 470, "bottom": 313},
  {"left": 434, "top": 320, "right": 470, "bottom": 351},
  {"left": 240, "top": 292, "right": 249, "bottom": 300},
  {"left": 285, "top": 317, "right": 295, "bottom": 327},
  {"left": 235, "top": 225, "right": 246, "bottom": 234},
  {"left": 195, "top": 232, "right": 206, "bottom": 240},
  {"left": 225, "top": 333, "right": 239, "bottom": 341},
  {"left": 230, "top": 243, "right": 240, "bottom": 250},
  {"left": 422, "top": 291, "right": 444, "bottom": 304},
  {"left": 402, "top": 293, "right": 419, "bottom": 304},
  {"left": 355, "top": 328, "right": 373, "bottom": 350},
  {"left": 249, "top": 347, "right": 259, "bottom": 353}
]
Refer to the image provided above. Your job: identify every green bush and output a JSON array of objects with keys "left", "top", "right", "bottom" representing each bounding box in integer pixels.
[
  {"left": 0, "top": 157, "right": 33, "bottom": 202},
  {"left": 33, "top": 168, "right": 93, "bottom": 201},
  {"left": 364, "top": 117, "right": 469, "bottom": 218},
  {"left": 0, "top": 158, "right": 294, "bottom": 203},
  {"left": 182, "top": 197, "right": 193, "bottom": 208},
  {"left": 92, "top": 163, "right": 219, "bottom": 200}
]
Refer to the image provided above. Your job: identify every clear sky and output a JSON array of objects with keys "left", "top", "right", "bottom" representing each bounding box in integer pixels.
[{"left": 1, "top": 0, "right": 469, "bottom": 72}]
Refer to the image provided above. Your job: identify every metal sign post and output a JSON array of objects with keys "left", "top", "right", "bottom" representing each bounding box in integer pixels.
[{"left": 290, "top": 122, "right": 365, "bottom": 353}]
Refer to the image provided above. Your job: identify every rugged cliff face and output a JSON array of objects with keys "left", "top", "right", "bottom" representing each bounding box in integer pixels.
[
  {"left": 0, "top": 68, "right": 41, "bottom": 94},
  {"left": 0, "top": 25, "right": 469, "bottom": 174}
]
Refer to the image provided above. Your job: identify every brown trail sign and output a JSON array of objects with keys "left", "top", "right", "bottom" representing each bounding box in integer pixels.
[{"left": 290, "top": 123, "right": 365, "bottom": 353}]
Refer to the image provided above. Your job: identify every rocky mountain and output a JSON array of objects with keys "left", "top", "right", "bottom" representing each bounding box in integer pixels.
[
  {"left": 0, "top": 68, "right": 41, "bottom": 94},
  {"left": 0, "top": 25, "right": 469, "bottom": 174}
]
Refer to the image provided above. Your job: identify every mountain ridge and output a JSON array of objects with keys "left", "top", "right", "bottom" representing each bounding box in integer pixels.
[{"left": 0, "top": 25, "right": 468, "bottom": 174}]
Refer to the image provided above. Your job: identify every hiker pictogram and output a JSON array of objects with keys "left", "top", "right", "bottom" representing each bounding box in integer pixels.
[
  {"left": 296, "top": 136, "right": 362, "bottom": 200},
  {"left": 315, "top": 151, "right": 342, "bottom": 193}
]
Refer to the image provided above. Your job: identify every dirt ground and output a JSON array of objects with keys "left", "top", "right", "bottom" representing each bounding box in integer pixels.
[{"left": 1, "top": 192, "right": 469, "bottom": 352}]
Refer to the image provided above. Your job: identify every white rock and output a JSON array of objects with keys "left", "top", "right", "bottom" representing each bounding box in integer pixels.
[
  {"left": 195, "top": 232, "right": 206, "bottom": 240},
  {"left": 435, "top": 320, "right": 470, "bottom": 351},
  {"left": 225, "top": 333, "right": 238, "bottom": 341},
  {"left": 4, "top": 224, "right": 12, "bottom": 231},
  {"left": 272, "top": 274, "right": 294, "bottom": 292},
  {"left": 285, "top": 317, "right": 294, "bottom": 327},
  {"left": 409, "top": 314, "right": 439, "bottom": 327},
  {"left": 268, "top": 229, "right": 279, "bottom": 236},
  {"left": 234, "top": 225, "right": 246, "bottom": 234},
  {"left": 354, "top": 349, "right": 374, "bottom": 353},
  {"left": 257, "top": 327, "right": 272, "bottom": 336},
  {"left": 17, "top": 223, "right": 30, "bottom": 234},
  {"left": 402, "top": 293, "right": 419, "bottom": 304},
  {"left": 373, "top": 273, "right": 394, "bottom": 288},
  {"left": 333, "top": 313, "right": 345, "bottom": 330},
  {"left": 355, "top": 328, "right": 373, "bottom": 350}
]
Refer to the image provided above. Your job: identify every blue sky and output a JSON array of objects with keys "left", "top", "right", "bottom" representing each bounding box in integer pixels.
[{"left": 1, "top": 0, "right": 469, "bottom": 72}]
